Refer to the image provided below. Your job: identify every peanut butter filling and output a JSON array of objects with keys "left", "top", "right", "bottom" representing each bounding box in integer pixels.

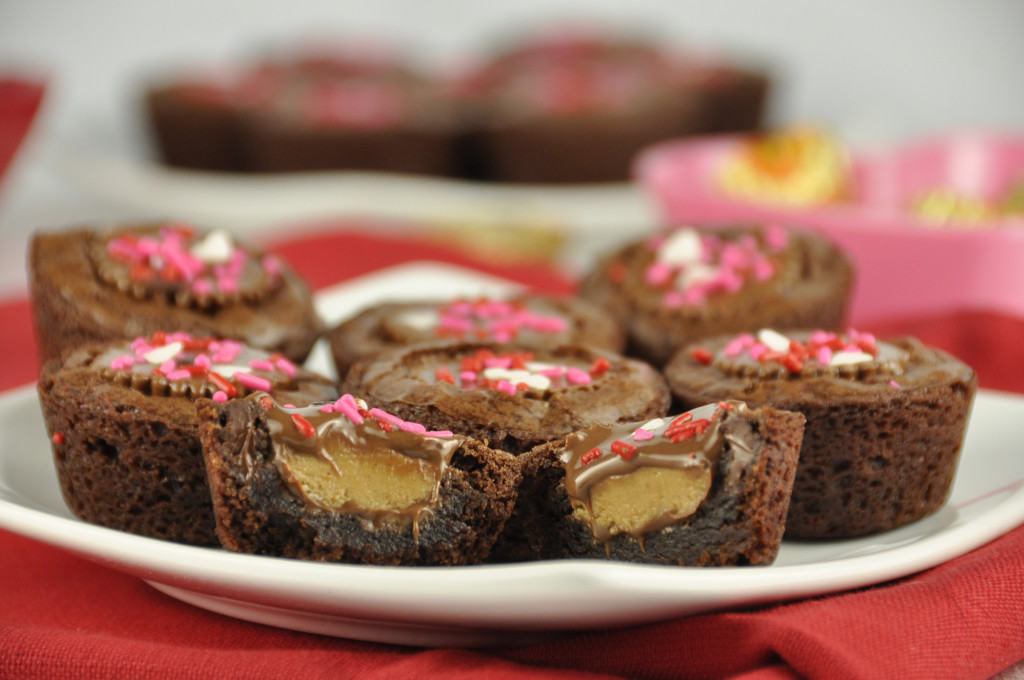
[
  {"left": 572, "top": 464, "right": 711, "bottom": 537},
  {"left": 278, "top": 437, "right": 440, "bottom": 512}
]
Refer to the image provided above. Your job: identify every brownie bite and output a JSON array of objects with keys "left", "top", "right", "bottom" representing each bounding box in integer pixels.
[
  {"left": 665, "top": 328, "right": 977, "bottom": 539},
  {"left": 29, "top": 222, "right": 322, "bottom": 366},
  {"left": 341, "top": 343, "right": 671, "bottom": 455},
  {"left": 37, "top": 331, "right": 338, "bottom": 546},
  {"left": 326, "top": 295, "right": 626, "bottom": 380},
  {"left": 198, "top": 393, "right": 522, "bottom": 565},
  {"left": 577, "top": 224, "right": 853, "bottom": 367},
  {"left": 491, "top": 401, "right": 804, "bottom": 565},
  {"left": 462, "top": 32, "right": 703, "bottom": 184}
]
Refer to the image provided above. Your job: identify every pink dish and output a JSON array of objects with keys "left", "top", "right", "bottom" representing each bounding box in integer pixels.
[{"left": 634, "top": 131, "right": 1024, "bottom": 325}]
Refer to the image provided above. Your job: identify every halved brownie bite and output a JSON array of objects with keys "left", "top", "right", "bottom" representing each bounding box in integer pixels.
[
  {"left": 665, "top": 328, "right": 977, "bottom": 538},
  {"left": 198, "top": 393, "right": 522, "bottom": 566},
  {"left": 29, "top": 222, "right": 323, "bottom": 367},
  {"left": 37, "top": 331, "right": 338, "bottom": 546},
  {"left": 491, "top": 401, "right": 804, "bottom": 565},
  {"left": 576, "top": 223, "right": 853, "bottom": 366},
  {"left": 340, "top": 342, "right": 671, "bottom": 455},
  {"left": 326, "top": 295, "right": 626, "bottom": 380}
]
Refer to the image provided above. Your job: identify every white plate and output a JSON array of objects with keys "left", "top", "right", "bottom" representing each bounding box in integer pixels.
[
  {"left": 47, "top": 110, "right": 657, "bottom": 237},
  {"left": 2, "top": 262, "right": 1024, "bottom": 648}
]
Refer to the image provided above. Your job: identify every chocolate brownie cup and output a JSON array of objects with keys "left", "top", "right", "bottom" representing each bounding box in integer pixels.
[
  {"left": 38, "top": 331, "right": 338, "bottom": 546},
  {"left": 326, "top": 295, "right": 626, "bottom": 380},
  {"left": 491, "top": 400, "right": 803, "bottom": 565},
  {"left": 577, "top": 223, "right": 853, "bottom": 367},
  {"left": 239, "top": 68, "right": 463, "bottom": 176},
  {"left": 462, "top": 33, "right": 703, "bottom": 184},
  {"left": 341, "top": 343, "right": 670, "bottom": 455},
  {"left": 144, "top": 66, "right": 282, "bottom": 172},
  {"left": 665, "top": 328, "right": 977, "bottom": 539},
  {"left": 29, "top": 222, "right": 322, "bottom": 366},
  {"left": 198, "top": 392, "right": 521, "bottom": 565},
  {"left": 674, "top": 55, "right": 770, "bottom": 135}
]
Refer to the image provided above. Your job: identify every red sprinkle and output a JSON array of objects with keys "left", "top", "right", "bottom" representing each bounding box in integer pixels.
[
  {"left": 668, "top": 418, "right": 711, "bottom": 443},
  {"left": 377, "top": 419, "right": 394, "bottom": 432},
  {"left": 692, "top": 347, "right": 714, "bottom": 365},
  {"left": 610, "top": 440, "right": 637, "bottom": 460},
  {"left": 207, "top": 371, "right": 237, "bottom": 398},
  {"left": 782, "top": 353, "right": 804, "bottom": 374},
  {"left": 607, "top": 260, "right": 627, "bottom": 284},
  {"left": 435, "top": 365, "right": 455, "bottom": 384},
  {"left": 290, "top": 413, "right": 316, "bottom": 438},
  {"left": 589, "top": 356, "right": 611, "bottom": 375},
  {"left": 258, "top": 395, "right": 274, "bottom": 409},
  {"left": 51, "top": 432, "right": 65, "bottom": 445},
  {"left": 581, "top": 448, "right": 602, "bottom": 465}
]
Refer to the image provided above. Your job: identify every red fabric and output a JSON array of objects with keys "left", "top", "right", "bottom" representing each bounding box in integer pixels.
[
  {"left": 0, "top": 76, "right": 45, "bottom": 182},
  {"left": 2, "top": 228, "right": 1024, "bottom": 680}
]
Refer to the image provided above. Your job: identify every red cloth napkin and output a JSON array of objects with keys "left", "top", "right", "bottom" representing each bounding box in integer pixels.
[{"left": 2, "top": 229, "right": 1023, "bottom": 680}]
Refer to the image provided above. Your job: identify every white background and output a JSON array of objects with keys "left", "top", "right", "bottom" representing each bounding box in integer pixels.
[{"left": 1, "top": 0, "right": 1023, "bottom": 296}]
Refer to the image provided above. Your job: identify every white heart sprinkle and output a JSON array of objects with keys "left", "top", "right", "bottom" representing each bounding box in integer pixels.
[
  {"left": 830, "top": 351, "right": 873, "bottom": 366},
  {"left": 143, "top": 341, "right": 184, "bottom": 365},
  {"left": 757, "top": 328, "right": 791, "bottom": 352},
  {"left": 190, "top": 229, "right": 234, "bottom": 264},
  {"left": 657, "top": 228, "right": 703, "bottom": 265}
]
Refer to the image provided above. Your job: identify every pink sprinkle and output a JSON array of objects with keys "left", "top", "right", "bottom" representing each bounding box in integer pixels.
[
  {"left": 212, "top": 391, "right": 228, "bottom": 403},
  {"left": 235, "top": 372, "right": 272, "bottom": 392},
  {"left": 663, "top": 291, "right": 686, "bottom": 308},
  {"left": 217, "top": 276, "right": 238, "bottom": 293},
  {"left": 889, "top": 380, "right": 902, "bottom": 390},
  {"left": 491, "top": 329, "right": 513, "bottom": 343},
  {"left": 319, "top": 403, "right": 336, "bottom": 413},
  {"left": 369, "top": 408, "right": 403, "bottom": 426},
  {"left": 540, "top": 367, "right": 565, "bottom": 379},
  {"left": 752, "top": 258, "right": 775, "bottom": 282},
  {"left": 166, "top": 369, "right": 191, "bottom": 381},
  {"left": 283, "top": 404, "right": 296, "bottom": 409},
  {"left": 810, "top": 330, "right": 836, "bottom": 344},
  {"left": 644, "top": 262, "right": 672, "bottom": 286},
  {"left": 274, "top": 357, "right": 297, "bottom": 377},
  {"left": 423, "top": 430, "right": 454, "bottom": 438},
  {"left": 159, "top": 359, "right": 177, "bottom": 374},
  {"left": 749, "top": 343, "right": 768, "bottom": 360},
  {"left": 816, "top": 347, "right": 833, "bottom": 365},
  {"left": 566, "top": 367, "right": 592, "bottom": 386},
  {"left": 763, "top": 223, "right": 789, "bottom": 251},
  {"left": 249, "top": 359, "right": 275, "bottom": 372},
  {"left": 194, "top": 354, "right": 211, "bottom": 369},
  {"left": 336, "top": 394, "right": 364, "bottom": 424},
  {"left": 484, "top": 357, "right": 512, "bottom": 369},
  {"left": 633, "top": 428, "right": 654, "bottom": 442},
  {"left": 109, "top": 355, "right": 135, "bottom": 370},
  {"left": 192, "top": 279, "right": 212, "bottom": 295},
  {"left": 399, "top": 421, "right": 427, "bottom": 434},
  {"left": 262, "top": 254, "right": 282, "bottom": 276},
  {"left": 496, "top": 380, "right": 517, "bottom": 395},
  {"left": 460, "top": 370, "right": 477, "bottom": 384}
]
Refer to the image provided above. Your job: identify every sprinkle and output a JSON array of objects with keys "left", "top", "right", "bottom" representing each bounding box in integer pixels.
[
  {"left": 51, "top": 432, "right": 65, "bottom": 445},
  {"left": 460, "top": 370, "right": 477, "bottom": 384},
  {"left": 258, "top": 395, "right": 274, "bottom": 409},
  {"left": 143, "top": 341, "right": 184, "bottom": 365},
  {"left": 830, "top": 351, "right": 873, "bottom": 366},
  {"left": 207, "top": 371, "right": 237, "bottom": 397},
  {"left": 193, "top": 353, "right": 212, "bottom": 369},
  {"left": 273, "top": 357, "right": 296, "bottom": 377},
  {"left": 235, "top": 372, "right": 272, "bottom": 392},
  {"left": 336, "top": 394, "right": 364, "bottom": 424},
  {"left": 423, "top": 430, "right": 454, "bottom": 438},
  {"left": 109, "top": 355, "right": 135, "bottom": 370},
  {"left": 889, "top": 380, "right": 902, "bottom": 390},
  {"left": 435, "top": 365, "right": 455, "bottom": 384},
  {"left": 589, "top": 356, "right": 611, "bottom": 375},
  {"left": 290, "top": 413, "right": 317, "bottom": 438},
  {"left": 692, "top": 347, "right": 714, "bottom": 365},
  {"left": 610, "top": 440, "right": 637, "bottom": 460},
  {"left": 496, "top": 380, "right": 517, "bottom": 396},
  {"left": 399, "top": 421, "right": 427, "bottom": 434},
  {"left": 632, "top": 427, "right": 654, "bottom": 442},
  {"left": 565, "top": 367, "right": 592, "bottom": 385},
  {"left": 642, "top": 418, "right": 666, "bottom": 431},
  {"left": 249, "top": 359, "right": 275, "bottom": 372},
  {"left": 212, "top": 391, "right": 228, "bottom": 403},
  {"left": 581, "top": 448, "right": 602, "bottom": 465},
  {"left": 166, "top": 369, "right": 191, "bottom": 381},
  {"left": 757, "top": 329, "right": 791, "bottom": 352}
]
